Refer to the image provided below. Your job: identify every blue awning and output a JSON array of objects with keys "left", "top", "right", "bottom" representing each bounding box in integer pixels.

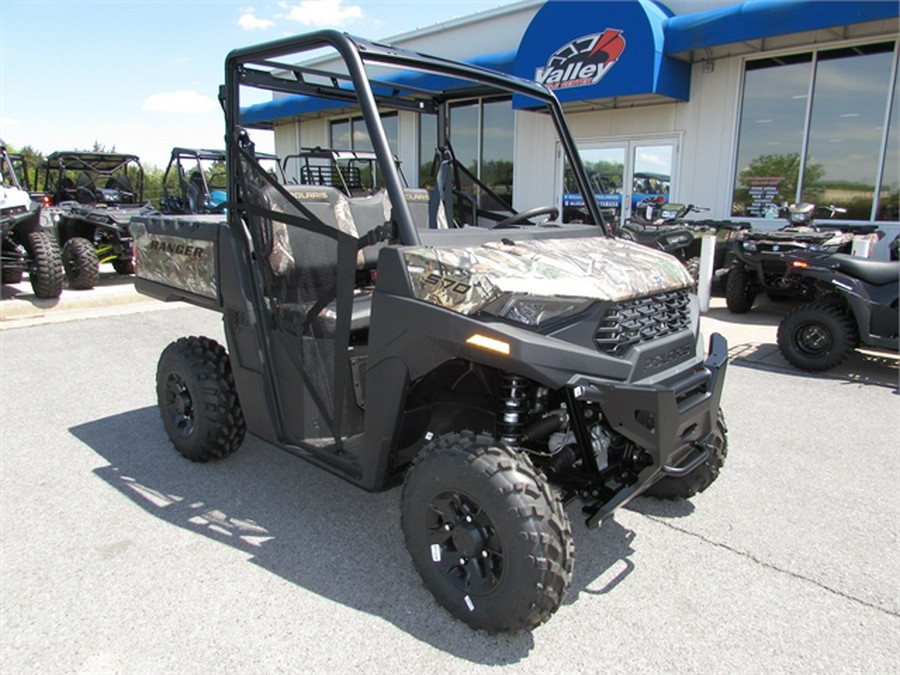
[
  {"left": 513, "top": 0, "right": 691, "bottom": 107},
  {"left": 241, "top": 50, "right": 517, "bottom": 126},
  {"left": 664, "top": 0, "right": 899, "bottom": 56}
]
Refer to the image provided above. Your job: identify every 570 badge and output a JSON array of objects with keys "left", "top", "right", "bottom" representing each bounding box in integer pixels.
[{"left": 422, "top": 272, "right": 472, "bottom": 296}]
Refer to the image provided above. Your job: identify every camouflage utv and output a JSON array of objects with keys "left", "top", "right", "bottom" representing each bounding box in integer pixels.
[{"left": 133, "top": 30, "right": 729, "bottom": 633}]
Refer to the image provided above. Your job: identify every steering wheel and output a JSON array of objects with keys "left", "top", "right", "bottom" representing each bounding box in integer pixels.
[{"left": 491, "top": 205, "right": 560, "bottom": 229}]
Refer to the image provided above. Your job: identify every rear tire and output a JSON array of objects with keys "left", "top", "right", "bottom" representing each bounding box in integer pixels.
[
  {"left": 401, "top": 432, "right": 573, "bottom": 633},
  {"left": 112, "top": 257, "right": 134, "bottom": 275},
  {"left": 156, "top": 336, "right": 246, "bottom": 462},
  {"left": 62, "top": 237, "right": 99, "bottom": 289},
  {"left": 644, "top": 409, "right": 728, "bottom": 500},
  {"left": 1, "top": 266, "right": 23, "bottom": 284},
  {"left": 725, "top": 262, "right": 756, "bottom": 313},
  {"left": 777, "top": 301, "right": 858, "bottom": 372},
  {"left": 27, "top": 231, "right": 64, "bottom": 299}
]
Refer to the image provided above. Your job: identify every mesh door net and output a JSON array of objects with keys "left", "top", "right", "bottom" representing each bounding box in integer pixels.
[{"left": 237, "top": 149, "right": 360, "bottom": 445}]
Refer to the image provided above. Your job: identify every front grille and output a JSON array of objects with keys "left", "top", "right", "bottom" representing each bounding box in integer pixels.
[{"left": 594, "top": 289, "right": 691, "bottom": 356}]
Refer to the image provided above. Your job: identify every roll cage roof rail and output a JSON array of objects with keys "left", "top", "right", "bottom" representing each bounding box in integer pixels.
[{"left": 222, "top": 30, "right": 608, "bottom": 245}]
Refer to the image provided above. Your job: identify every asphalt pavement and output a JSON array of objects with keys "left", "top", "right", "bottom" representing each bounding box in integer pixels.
[{"left": 0, "top": 272, "right": 898, "bottom": 673}]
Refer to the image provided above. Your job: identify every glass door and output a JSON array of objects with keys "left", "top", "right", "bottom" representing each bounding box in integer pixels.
[{"left": 562, "top": 138, "right": 679, "bottom": 228}]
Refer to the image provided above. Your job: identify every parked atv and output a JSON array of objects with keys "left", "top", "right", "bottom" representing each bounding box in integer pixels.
[
  {"left": 159, "top": 147, "right": 281, "bottom": 215},
  {"left": 132, "top": 30, "right": 729, "bottom": 633},
  {"left": 616, "top": 210, "right": 704, "bottom": 280},
  {"left": 0, "top": 140, "right": 63, "bottom": 298},
  {"left": 40, "top": 151, "right": 154, "bottom": 288},
  {"left": 776, "top": 251, "right": 899, "bottom": 371},
  {"left": 725, "top": 202, "right": 880, "bottom": 314},
  {"left": 617, "top": 202, "right": 750, "bottom": 286}
]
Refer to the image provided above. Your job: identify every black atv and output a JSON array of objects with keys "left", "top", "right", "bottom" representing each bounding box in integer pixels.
[
  {"left": 132, "top": 30, "right": 729, "bottom": 633},
  {"left": 725, "top": 202, "right": 879, "bottom": 314},
  {"left": 0, "top": 140, "right": 63, "bottom": 298},
  {"left": 776, "top": 251, "right": 899, "bottom": 372},
  {"left": 159, "top": 147, "right": 281, "bottom": 215},
  {"left": 618, "top": 202, "right": 750, "bottom": 286},
  {"left": 40, "top": 151, "right": 154, "bottom": 289}
]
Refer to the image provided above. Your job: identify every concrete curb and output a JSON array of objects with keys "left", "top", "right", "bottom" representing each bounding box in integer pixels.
[{"left": 0, "top": 274, "right": 162, "bottom": 329}]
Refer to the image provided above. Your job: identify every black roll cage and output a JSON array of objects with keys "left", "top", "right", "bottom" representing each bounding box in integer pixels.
[
  {"left": 41, "top": 151, "right": 145, "bottom": 204},
  {"left": 222, "top": 29, "right": 609, "bottom": 244}
]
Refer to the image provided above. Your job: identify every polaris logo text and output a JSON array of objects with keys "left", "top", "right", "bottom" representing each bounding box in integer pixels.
[{"left": 535, "top": 29, "right": 626, "bottom": 91}]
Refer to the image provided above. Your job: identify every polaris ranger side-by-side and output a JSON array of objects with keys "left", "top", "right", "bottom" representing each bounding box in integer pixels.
[{"left": 133, "top": 31, "right": 729, "bottom": 633}]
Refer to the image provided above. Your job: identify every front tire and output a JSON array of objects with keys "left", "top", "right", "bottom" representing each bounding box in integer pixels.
[
  {"left": 777, "top": 301, "right": 858, "bottom": 372},
  {"left": 644, "top": 409, "right": 728, "bottom": 500},
  {"left": 401, "top": 432, "right": 574, "bottom": 633},
  {"left": 725, "top": 262, "right": 756, "bottom": 313},
  {"left": 156, "top": 336, "right": 246, "bottom": 462},
  {"left": 62, "top": 237, "right": 99, "bottom": 289},
  {"left": 27, "top": 231, "right": 64, "bottom": 299}
]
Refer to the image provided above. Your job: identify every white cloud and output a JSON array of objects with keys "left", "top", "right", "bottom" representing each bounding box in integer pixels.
[
  {"left": 142, "top": 90, "right": 218, "bottom": 114},
  {"left": 239, "top": 12, "right": 276, "bottom": 30},
  {"left": 284, "top": 0, "right": 363, "bottom": 27}
]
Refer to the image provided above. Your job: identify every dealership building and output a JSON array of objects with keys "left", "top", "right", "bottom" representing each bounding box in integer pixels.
[{"left": 244, "top": 0, "right": 900, "bottom": 258}]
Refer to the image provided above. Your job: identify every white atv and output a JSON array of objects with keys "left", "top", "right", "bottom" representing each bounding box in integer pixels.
[{"left": 0, "top": 141, "right": 63, "bottom": 298}]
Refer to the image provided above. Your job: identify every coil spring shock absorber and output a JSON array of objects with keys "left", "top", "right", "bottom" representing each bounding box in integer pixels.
[{"left": 499, "top": 373, "right": 530, "bottom": 446}]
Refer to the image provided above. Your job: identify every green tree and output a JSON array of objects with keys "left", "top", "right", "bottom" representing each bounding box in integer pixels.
[{"left": 734, "top": 152, "right": 825, "bottom": 215}]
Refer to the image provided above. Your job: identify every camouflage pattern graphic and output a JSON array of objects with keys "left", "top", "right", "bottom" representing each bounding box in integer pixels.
[
  {"left": 403, "top": 236, "right": 693, "bottom": 314},
  {"left": 132, "top": 221, "right": 218, "bottom": 299}
]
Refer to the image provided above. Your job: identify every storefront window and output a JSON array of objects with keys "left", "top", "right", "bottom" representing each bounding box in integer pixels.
[
  {"left": 481, "top": 100, "right": 514, "bottom": 205},
  {"left": 329, "top": 113, "right": 398, "bottom": 153},
  {"left": 733, "top": 43, "right": 898, "bottom": 221},
  {"left": 733, "top": 55, "right": 811, "bottom": 217},
  {"left": 801, "top": 46, "right": 895, "bottom": 219},
  {"left": 877, "top": 73, "right": 899, "bottom": 221},
  {"left": 416, "top": 99, "right": 514, "bottom": 202},
  {"left": 418, "top": 112, "right": 438, "bottom": 188},
  {"left": 450, "top": 102, "right": 479, "bottom": 177},
  {"left": 331, "top": 119, "right": 351, "bottom": 150}
]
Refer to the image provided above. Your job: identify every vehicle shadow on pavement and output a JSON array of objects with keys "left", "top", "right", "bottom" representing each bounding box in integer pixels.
[
  {"left": 71, "top": 407, "right": 646, "bottom": 663},
  {"left": 0, "top": 282, "right": 61, "bottom": 307},
  {"left": 729, "top": 344, "right": 898, "bottom": 390}
]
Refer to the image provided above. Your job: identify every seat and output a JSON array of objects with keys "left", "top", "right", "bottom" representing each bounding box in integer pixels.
[
  {"left": 402, "top": 188, "right": 448, "bottom": 229},
  {"left": 186, "top": 172, "right": 205, "bottom": 213},
  {"left": 831, "top": 253, "right": 900, "bottom": 286},
  {"left": 75, "top": 172, "right": 96, "bottom": 204},
  {"left": 105, "top": 174, "right": 135, "bottom": 203}
]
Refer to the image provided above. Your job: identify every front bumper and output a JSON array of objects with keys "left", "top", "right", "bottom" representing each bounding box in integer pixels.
[{"left": 572, "top": 332, "right": 728, "bottom": 525}]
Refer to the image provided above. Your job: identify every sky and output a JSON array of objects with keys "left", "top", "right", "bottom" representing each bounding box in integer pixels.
[{"left": 0, "top": 0, "right": 518, "bottom": 169}]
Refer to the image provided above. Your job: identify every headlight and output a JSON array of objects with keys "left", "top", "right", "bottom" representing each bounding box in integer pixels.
[
  {"left": 742, "top": 241, "right": 758, "bottom": 252},
  {"left": 482, "top": 294, "right": 594, "bottom": 327},
  {"left": 666, "top": 234, "right": 691, "bottom": 246}
]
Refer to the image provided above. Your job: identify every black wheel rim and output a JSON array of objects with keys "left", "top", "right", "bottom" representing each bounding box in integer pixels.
[
  {"left": 163, "top": 372, "right": 195, "bottom": 437},
  {"left": 425, "top": 491, "right": 503, "bottom": 595},
  {"left": 795, "top": 322, "right": 832, "bottom": 356}
]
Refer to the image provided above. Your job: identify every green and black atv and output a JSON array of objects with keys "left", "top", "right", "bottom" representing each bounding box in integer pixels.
[{"left": 40, "top": 151, "right": 154, "bottom": 289}]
